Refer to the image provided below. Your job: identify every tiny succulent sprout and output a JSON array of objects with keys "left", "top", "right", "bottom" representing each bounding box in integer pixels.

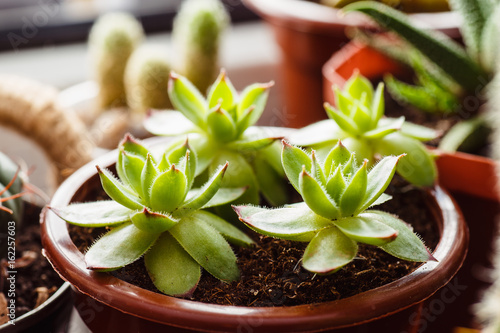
[
  {"left": 144, "top": 71, "right": 287, "bottom": 207},
  {"left": 234, "top": 141, "right": 435, "bottom": 275},
  {"left": 49, "top": 134, "right": 253, "bottom": 297},
  {"left": 0, "top": 152, "right": 27, "bottom": 223},
  {"left": 290, "top": 72, "right": 438, "bottom": 187}
]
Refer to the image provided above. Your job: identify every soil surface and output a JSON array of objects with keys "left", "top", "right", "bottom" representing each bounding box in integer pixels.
[
  {"left": 0, "top": 203, "right": 64, "bottom": 324},
  {"left": 69, "top": 176, "right": 440, "bottom": 307}
]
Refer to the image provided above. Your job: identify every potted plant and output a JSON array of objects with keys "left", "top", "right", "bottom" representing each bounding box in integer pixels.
[
  {"left": 41, "top": 74, "right": 468, "bottom": 332},
  {"left": 241, "top": 0, "right": 460, "bottom": 128},
  {"left": 320, "top": 0, "right": 500, "bottom": 201},
  {"left": 0, "top": 151, "right": 71, "bottom": 333}
]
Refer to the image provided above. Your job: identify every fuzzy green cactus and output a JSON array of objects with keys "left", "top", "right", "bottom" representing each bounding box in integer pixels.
[
  {"left": 234, "top": 141, "right": 434, "bottom": 274},
  {"left": 290, "top": 73, "right": 438, "bottom": 187},
  {"left": 124, "top": 45, "right": 172, "bottom": 113},
  {"left": 49, "top": 134, "right": 252, "bottom": 296},
  {"left": 172, "top": 0, "right": 229, "bottom": 93},
  {"left": 89, "top": 12, "right": 144, "bottom": 109},
  {"left": 144, "top": 71, "right": 287, "bottom": 208}
]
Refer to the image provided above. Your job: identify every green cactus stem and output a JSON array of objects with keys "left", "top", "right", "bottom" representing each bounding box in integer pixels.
[
  {"left": 172, "top": 0, "right": 229, "bottom": 93},
  {"left": 89, "top": 12, "right": 144, "bottom": 109}
]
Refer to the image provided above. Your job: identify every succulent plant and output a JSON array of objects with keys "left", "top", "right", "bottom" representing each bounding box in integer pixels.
[
  {"left": 124, "top": 45, "right": 172, "bottom": 113},
  {"left": 144, "top": 71, "right": 287, "bottom": 208},
  {"left": 234, "top": 141, "right": 434, "bottom": 274},
  {"left": 321, "top": 0, "right": 449, "bottom": 12},
  {"left": 343, "top": 0, "right": 499, "bottom": 152},
  {"left": 89, "top": 12, "right": 144, "bottom": 109},
  {"left": 289, "top": 73, "right": 438, "bottom": 187},
  {"left": 172, "top": 0, "right": 229, "bottom": 93},
  {"left": 49, "top": 134, "right": 253, "bottom": 296},
  {"left": 0, "top": 152, "right": 24, "bottom": 223}
]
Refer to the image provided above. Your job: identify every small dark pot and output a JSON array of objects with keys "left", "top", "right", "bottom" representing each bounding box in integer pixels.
[{"left": 41, "top": 135, "right": 468, "bottom": 332}]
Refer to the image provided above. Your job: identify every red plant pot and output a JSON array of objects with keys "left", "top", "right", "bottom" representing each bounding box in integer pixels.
[
  {"left": 40, "top": 135, "right": 468, "bottom": 332},
  {"left": 322, "top": 41, "right": 499, "bottom": 202},
  {"left": 242, "top": 0, "right": 460, "bottom": 128}
]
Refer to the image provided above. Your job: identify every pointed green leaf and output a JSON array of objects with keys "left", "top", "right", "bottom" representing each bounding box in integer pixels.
[
  {"left": 144, "top": 232, "right": 201, "bottom": 296},
  {"left": 120, "top": 150, "right": 146, "bottom": 197},
  {"left": 150, "top": 165, "right": 188, "bottom": 213},
  {"left": 226, "top": 136, "right": 279, "bottom": 152},
  {"left": 192, "top": 210, "right": 254, "bottom": 247},
  {"left": 282, "top": 141, "right": 312, "bottom": 194},
  {"left": 398, "top": 121, "right": 439, "bottom": 141},
  {"left": 342, "top": 154, "right": 357, "bottom": 179},
  {"left": 166, "top": 139, "right": 190, "bottom": 165},
  {"left": 168, "top": 72, "right": 207, "bottom": 129},
  {"left": 340, "top": 160, "right": 367, "bottom": 216},
  {"left": 363, "top": 117, "right": 404, "bottom": 140},
  {"left": 235, "top": 106, "right": 254, "bottom": 137},
  {"left": 351, "top": 101, "right": 373, "bottom": 132},
  {"left": 359, "top": 155, "right": 401, "bottom": 212},
  {"left": 236, "top": 82, "right": 273, "bottom": 129},
  {"left": 179, "top": 163, "right": 228, "bottom": 212},
  {"left": 302, "top": 227, "right": 358, "bottom": 274},
  {"left": 144, "top": 111, "right": 198, "bottom": 136},
  {"left": 170, "top": 214, "right": 239, "bottom": 282},
  {"left": 234, "top": 204, "right": 331, "bottom": 242},
  {"left": 376, "top": 132, "right": 437, "bottom": 187},
  {"left": 207, "top": 70, "right": 238, "bottom": 113},
  {"left": 324, "top": 140, "right": 351, "bottom": 177},
  {"left": 334, "top": 215, "right": 397, "bottom": 246},
  {"left": 49, "top": 201, "right": 132, "bottom": 227},
  {"left": 97, "top": 166, "right": 143, "bottom": 210},
  {"left": 370, "top": 193, "right": 392, "bottom": 208},
  {"left": 141, "top": 154, "right": 159, "bottom": 206},
  {"left": 119, "top": 134, "right": 149, "bottom": 160},
  {"left": 186, "top": 187, "right": 246, "bottom": 210},
  {"left": 289, "top": 120, "right": 343, "bottom": 147},
  {"left": 131, "top": 208, "right": 179, "bottom": 233},
  {"left": 368, "top": 210, "right": 435, "bottom": 262},
  {"left": 85, "top": 223, "right": 158, "bottom": 270},
  {"left": 311, "top": 150, "right": 326, "bottom": 185},
  {"left": 207, "top": 105, "right": 237, "bottom": 142},
  {"left": 326, "top": 166, "right": 346, "bottom": 204},
  {"left": 299, "top": 168, "right": 340, "bottom": 220},
  {"left": 345, "top": 72, "right": 373, "bottom": 102},
  {"left": 438, "top": 116, "right": 488, "bottom": 152},
  {"left": 479, "top": 5, "right": 500, "bottom": 72},
  {"left": 371, "top": 82, "right": 385, "bottom": 125},
  {"left": 343, "top": 1, "right": 485, "bottom": 91},
  {"left": 324, "top": 103, "right": 360, "bottom": 135},
  {"left": 334, "top": 87, "right": 354, "bottom": 116}
]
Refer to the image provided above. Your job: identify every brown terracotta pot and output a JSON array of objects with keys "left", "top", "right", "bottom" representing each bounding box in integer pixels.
[
  {"left": 40, "top": 134, "right": 468, "bottom": 332},
  {"left": 242, "top": 0, "right": 460, "bottom": 128},
  {"left": 322, "top": 41, "right": 499, "bottom": 202}
]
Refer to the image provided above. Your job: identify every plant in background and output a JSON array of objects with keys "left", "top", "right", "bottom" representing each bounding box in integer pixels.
[
  {"left": 235, "top": 141, "right": 434, "bottom": 274},
  {"left": 144, "top": 71, "right": 287, "bottom": 207},
  {"left": 124, "top": 45, "right": 172, "bottom": 113},
  {"left": 89, "top": 12, "right": 144, "bottom": 109},
  {"left": 0, "top": 152, "right": 25, "bottom": 223},
  {"left": 320, "top": 0, "right": 449, "bottom": 12},
  {"left": 49, "top": 134, "right": 253, "bottom": 296},
  {"left": 289, "top": 73, "right": 438, "bottom": 187},
  {"left": 343, "top": 0, "right": 500, "bottom": 153},
  {"left": 172, "top": 0, "right": 229, "bottom": 94}
]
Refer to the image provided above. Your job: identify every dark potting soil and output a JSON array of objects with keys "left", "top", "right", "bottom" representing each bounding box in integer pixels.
[
  {"left": 69, "top": 176, "right": 440, "bottom": 307},
  {"left": 0, "top": 203, "right": 64, "bottom": 324}
]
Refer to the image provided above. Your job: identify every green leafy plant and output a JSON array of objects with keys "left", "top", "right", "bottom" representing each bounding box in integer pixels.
[
  {"left": 49, "top": 134, "right": 253, "bottom": 296},
  {"left": 343, "top": 0, "right": 499, "bottom": 152},
  {"left": 172, "top": 0, "right": 229, "bottom": 93},
  {"left": 144, "top": 71, "right": 287, "bottom": 207},
  {"left": 0, "top": 152, "right": 25, "bottom": 223},
  {"left": 234, "top": 140, "right": 434, "bottom": 274},
  {"left": 289, "top": 72, "right": 438, "bottom": 187},
  {"left": 321, "top": 0, "right": 449, "bottom": 12}
]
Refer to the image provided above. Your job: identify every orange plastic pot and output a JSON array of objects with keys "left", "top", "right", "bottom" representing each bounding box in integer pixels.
[
  {"left": 40, "top": 135, "right": 468, "bottom": 332},
  {"left": 242, "top": 0, "right": 460, "bottom": 128},
  {"left": 322, "top": 41, "right": 499, "bottom": 202}
]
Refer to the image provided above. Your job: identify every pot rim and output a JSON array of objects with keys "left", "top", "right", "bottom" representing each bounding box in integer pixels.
[
  {"left": 40, "top": 133, "right": 468, "bottom": 332},
  {"left": 322, "top": 41, "right": 498, "bottom": 201},
  {"left": 242, "top": 0, "right": 460, "bottom": 36}
]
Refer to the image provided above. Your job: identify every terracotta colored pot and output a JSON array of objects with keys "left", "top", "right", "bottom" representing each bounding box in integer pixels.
[
  {"left": 40, "top": 134, "right": 468, "bottom": 332},
  {"left": 322, "top": 41, "right": 499, "bottom": 202},
  {"left": 242, "top": 0, "right": 460, "bottom": 128}
]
